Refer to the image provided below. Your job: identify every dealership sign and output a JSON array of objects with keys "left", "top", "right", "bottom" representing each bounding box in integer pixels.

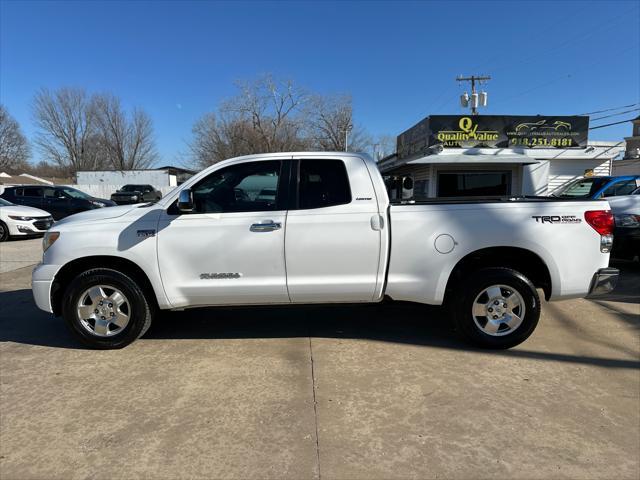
[{"left": 397, "top": 115, "right": 589, "bottom": 158}]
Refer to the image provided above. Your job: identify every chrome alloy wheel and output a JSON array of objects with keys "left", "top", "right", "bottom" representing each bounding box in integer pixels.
[
  {"left": 471, "top": 284, "right": 526, "bottom": 337},
  {"left": 76, "top": 285, "right": 131, "bottom": 337}
]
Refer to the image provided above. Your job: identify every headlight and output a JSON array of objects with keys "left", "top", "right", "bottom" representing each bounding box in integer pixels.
[
  {"left": 91, "top": 201, "right": 106, "bottom": 207},
  {"left": 614, "top": 214, "right": 640, "bottom": 228},
  {"left": 43, "top": 231, "right": 60, "bottom": 252},
  {"left": 9, "top": 215, "right": 35, "bottom": 221}
]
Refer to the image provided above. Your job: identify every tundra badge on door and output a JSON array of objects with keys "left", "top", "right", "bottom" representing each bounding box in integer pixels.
[{"left": 200, "top": 273, "right": 242, "bottom": 279}]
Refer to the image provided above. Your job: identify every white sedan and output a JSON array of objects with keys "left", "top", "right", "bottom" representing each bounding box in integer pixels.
[{"left": 0, "top": 197, "right": 54, "bottom": 242}]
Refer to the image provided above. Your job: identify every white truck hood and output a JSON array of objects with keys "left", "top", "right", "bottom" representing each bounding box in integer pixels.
[
  {"left": 0, "top": 205, "right": 51, "bottom": 218},
  {"left": 54, "top": 204, "right": 144, "bottom": 226}
]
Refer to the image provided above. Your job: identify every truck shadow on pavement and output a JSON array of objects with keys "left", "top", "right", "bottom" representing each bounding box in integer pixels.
[
  {"left": 1, "top": 287, "right": 638, "bottom": 370},
  {"left": 592, "top": 259, "right": 640, "bottom": 305}
]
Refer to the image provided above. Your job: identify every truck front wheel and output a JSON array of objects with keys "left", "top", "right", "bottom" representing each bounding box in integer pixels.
[
  {"left": 62, "top": 268, "right": 154, "bottom": 349},
  {"left": 451, "top": 267, "right": 540, "bottom": 349}
]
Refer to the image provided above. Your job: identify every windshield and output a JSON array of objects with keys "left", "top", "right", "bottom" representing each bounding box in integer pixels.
[
  {"left": 61, "top": 187, "right": 92, "bottom": 199},
  {"left": 0, "top": 197, "right": 14, "bottom": 206},
  {"left": 552, "top": 177, "right": 610, "bottom": 198},
  {"left": 121, "top": 185, "right": 145, "bottom": 192}
]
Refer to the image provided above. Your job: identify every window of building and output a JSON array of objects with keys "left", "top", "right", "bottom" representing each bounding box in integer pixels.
[
  {"left": 298, "top": 159, "right": 351, "bottom": 209},
  {"left": 190, "top": 160, "right": 282, "bottom": 213},
  {"left": 437, "top": 171, "right": 511, "bottom": 197}
]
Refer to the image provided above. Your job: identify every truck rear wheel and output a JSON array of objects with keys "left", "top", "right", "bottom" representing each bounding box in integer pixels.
[
  {"left": 450, "top": 267, "right": 540, "bottom": 349},
  {"left": 62, "top": 268, "right": 154, "bottom": 349}
]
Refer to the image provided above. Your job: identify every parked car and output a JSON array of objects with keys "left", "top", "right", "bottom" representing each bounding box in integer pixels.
[
  {"left": 551, "top": 175, "right": 640, "bottom": 199},
  {"left": 0, "top": 197, "right": 53, "bottom": 242},
  {"left": 33, "top": 152, "right": 619, "bottom": 350},
  {"left": 0, "top": 186, "right": 116, "bottom": 220},
  {"left": 111, "top": 185, "right": 162, "bottom": 205},
  {"left": 607, "top": 190, "right": 640, "bottom": 260}
]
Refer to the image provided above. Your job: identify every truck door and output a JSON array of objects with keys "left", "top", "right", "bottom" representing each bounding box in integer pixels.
[
  {"left": 157, "top": 159, "right": 291, "bottom": 307},
  {"left": 285, "top": 157, "right": 382, "bottom": 302}
]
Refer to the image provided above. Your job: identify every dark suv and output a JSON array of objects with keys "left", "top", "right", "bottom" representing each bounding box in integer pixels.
[
  {"left": 0, "top": 186, "right": 116, "bottom": 220},
  {"left": 111, "top": 184, "right": 163, "bottom": 205}
]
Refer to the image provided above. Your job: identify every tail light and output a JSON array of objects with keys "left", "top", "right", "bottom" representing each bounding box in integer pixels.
[{"left": 584, "top": 210, "right": 614, "bottom": 235}]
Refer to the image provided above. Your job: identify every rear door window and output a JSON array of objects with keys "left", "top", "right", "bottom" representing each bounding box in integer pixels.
[
  {"left": 297, "top": 160, "right": 351, "bottom": 209},
  {"left": 23, "top": 187, "right": 43, "bottom": 197}
]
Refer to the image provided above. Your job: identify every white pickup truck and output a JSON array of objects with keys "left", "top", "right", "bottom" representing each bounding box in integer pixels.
[{"left": 33, "top": 152, "right": 619, "bottom": 349}]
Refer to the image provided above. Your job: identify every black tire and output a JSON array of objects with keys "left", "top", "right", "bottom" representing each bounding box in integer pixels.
[
  {"left": 450, "top": 267, "right": 540, "bottom": 349},
  {"left": 0, "top": 221, "right": 9, "bottom": 242},
  {"left": 62, "top": 268, "right": 154, "bottom": 349}
]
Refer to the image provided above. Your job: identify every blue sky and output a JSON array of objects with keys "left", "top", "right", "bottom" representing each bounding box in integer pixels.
[{"left": 1, "top": 0, "right": 639, "bottom": 166}]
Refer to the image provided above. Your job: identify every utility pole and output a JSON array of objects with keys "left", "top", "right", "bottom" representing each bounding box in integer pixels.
[
  {"left": 457, "top": 75, "right": 491, "bottom": 115},
  {"left": 344, "top": 123, "right": 353, "bottom": 152}
]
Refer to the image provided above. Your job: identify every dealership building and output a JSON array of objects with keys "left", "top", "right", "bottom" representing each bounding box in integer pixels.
[{"left": 378, "top": 115, "right": 626, "bottom": 199}]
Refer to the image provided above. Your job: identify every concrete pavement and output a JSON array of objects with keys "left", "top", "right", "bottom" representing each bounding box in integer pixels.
[
  {"left": 0, "top": 261, "right": 638, "bottom": 479},
  {"left": 0, "top": 237, "right": 42, "bottom": 273}
]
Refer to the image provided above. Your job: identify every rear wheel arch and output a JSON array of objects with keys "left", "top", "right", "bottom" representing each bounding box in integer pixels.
[
  {"left": 51, "top": 256, "right": 159, "bottom": 316},
  {"left": 444, "top": 246, "right": 552, "bottom": 302}
]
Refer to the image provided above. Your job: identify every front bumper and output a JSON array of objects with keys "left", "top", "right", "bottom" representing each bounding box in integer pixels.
[
  {"left": 587, "top": 268, "right": 619, "bottom": 297},
  {"left": 31, "top": 263, "right": 60, "bottom": 313},
  {"left": 111, "top": 197, "right": 140, "bottom": 205}
]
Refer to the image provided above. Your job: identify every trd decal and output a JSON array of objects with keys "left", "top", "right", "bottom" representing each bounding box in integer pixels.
[
  {"left": 200, "top": 273, "right": 242, "bottom": 279},
  {"left": 137, "top": 229, "right": 156, "bottom": 237},
  {"left": 531, "top": 215, "right": 582, "bottom": 224}
]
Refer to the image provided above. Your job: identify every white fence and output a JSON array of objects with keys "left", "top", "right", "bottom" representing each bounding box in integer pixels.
[{"left": 67, "top": 184, "right": 177, "bottom": 199}]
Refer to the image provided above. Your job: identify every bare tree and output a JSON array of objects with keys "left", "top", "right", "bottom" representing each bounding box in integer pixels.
[
  {"left": 190, "top": 75, "right": 379, "bottom": 167},
  {"left": 232, "top": 75, "right": 310, "bottom": 152},
  {"left": 32, "top": 87, "right": 104, "bottom": 172},
  {"left": 94, "top": 94, "right": 158, "bottom": 170},
  {"left": 23, "top": 160, "right": 71, "bottom": 179},
  {"left": 191, "top": 75, "right": 312, "bottom": 167},
  {"left": 306, "top": 94, "right": 368, "bottom": 152},
  {"left": 370, "top": 133, "right": 396, "bottom": 161},
  {"left": 0, "top": 104, "right": 30, "bottom": 172}
]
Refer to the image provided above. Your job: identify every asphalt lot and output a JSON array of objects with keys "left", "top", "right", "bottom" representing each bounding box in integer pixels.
[{"left": 0, "top": 238, "right": 639, "bottom": 480}]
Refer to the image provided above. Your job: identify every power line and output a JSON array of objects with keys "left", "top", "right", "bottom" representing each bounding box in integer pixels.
[
  {"left": 589, "top": 117, "right": 637, "bottom": 130},
  {"left": 486, "top": 8, "right": 636, "bottom": 76},
  {"left": 579, "top": 103, "right": 639, "bottom": 116},
  {"left": 591, "top": 107, "right": 640, "bottom": 121}
]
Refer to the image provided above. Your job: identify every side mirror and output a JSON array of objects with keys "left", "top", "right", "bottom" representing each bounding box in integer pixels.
[
  {"left": 177, "top": 188, "right": 194, "bottom": 213},
  {"left": 402, "top": 177, "right": 414, "bottom": 190}
]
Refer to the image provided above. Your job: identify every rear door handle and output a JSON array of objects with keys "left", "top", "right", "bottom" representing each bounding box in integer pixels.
[{"left": 250, "top": 220, "right": 282, "bottom": 232}]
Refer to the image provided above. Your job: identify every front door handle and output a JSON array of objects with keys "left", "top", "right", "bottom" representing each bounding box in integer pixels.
[{"left": 250, "top": 220, "right": 282, "bottom": 232}]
